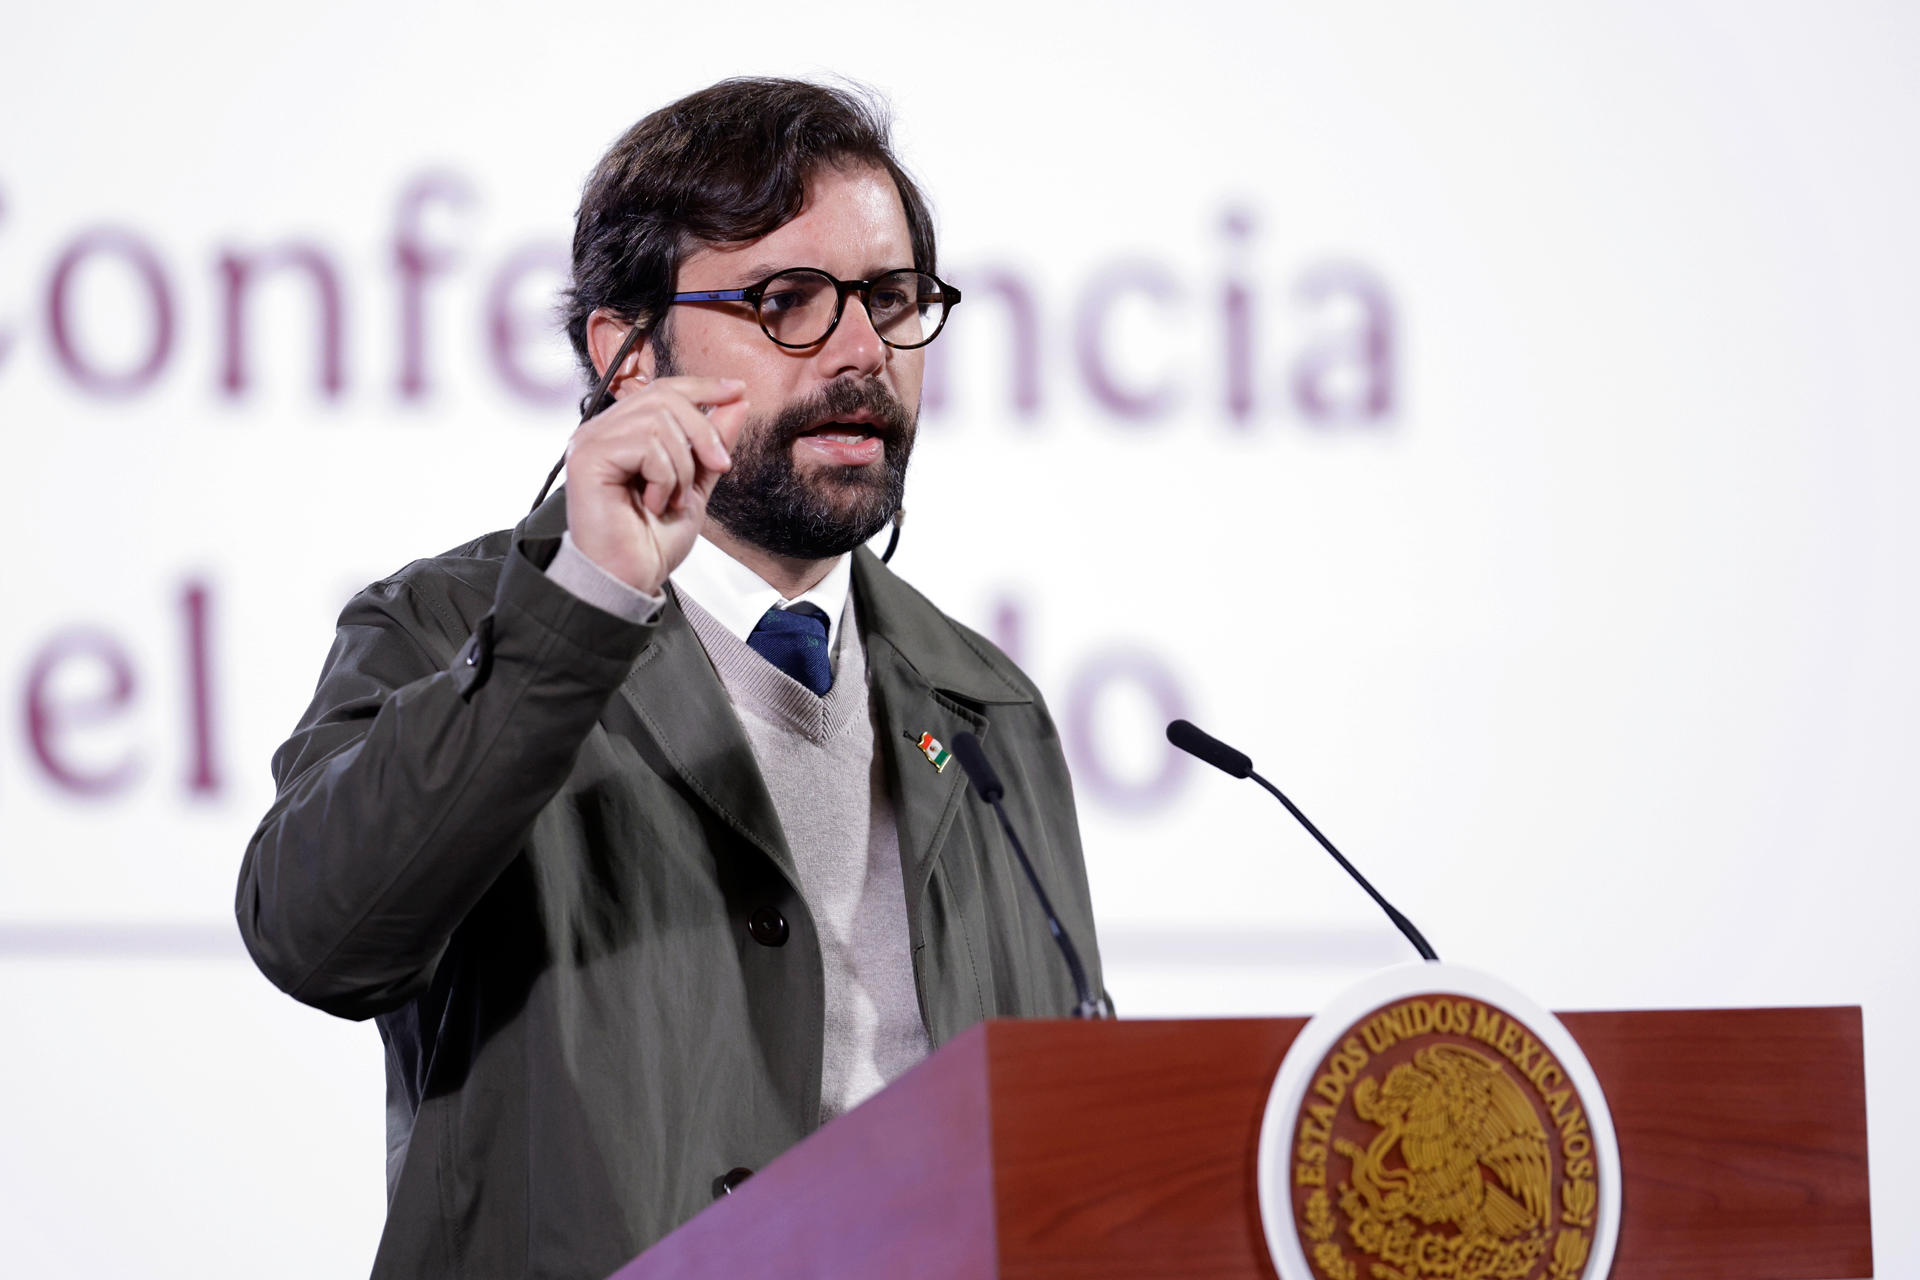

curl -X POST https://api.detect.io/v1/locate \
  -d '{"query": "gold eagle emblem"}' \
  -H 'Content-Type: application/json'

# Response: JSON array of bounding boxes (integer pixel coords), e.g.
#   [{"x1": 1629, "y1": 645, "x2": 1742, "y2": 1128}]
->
[
  {"x1": 1344, "y1": 1044, "x2": 1553, "y2": 1239},
  {"x1": 1332, "y1": 1045, "x2": 1554, "y2": 1279},
  {"x1": 1286, "y1": 995, "x2": 1605, "y2": 1280}
]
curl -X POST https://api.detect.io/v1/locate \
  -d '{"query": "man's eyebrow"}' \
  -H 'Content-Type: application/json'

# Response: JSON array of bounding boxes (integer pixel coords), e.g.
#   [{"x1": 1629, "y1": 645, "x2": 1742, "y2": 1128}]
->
[
  {"x1": 708, "y1": 262, "x2": 913, "y2": 289},
  {"x1": 725, "y1": 262, "x2": 787, "y2": 287}
]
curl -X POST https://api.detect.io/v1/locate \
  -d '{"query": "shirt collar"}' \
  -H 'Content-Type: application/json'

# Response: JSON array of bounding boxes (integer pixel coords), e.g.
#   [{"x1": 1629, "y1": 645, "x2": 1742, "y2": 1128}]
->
[{"x1": 670, "y1": 534, "x2": 853, "y2": 653}]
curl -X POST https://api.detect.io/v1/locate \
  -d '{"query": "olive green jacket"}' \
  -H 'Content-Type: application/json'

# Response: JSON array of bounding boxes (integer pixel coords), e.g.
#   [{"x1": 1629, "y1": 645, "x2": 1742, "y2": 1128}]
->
[{"x1": 235, "y1": 493, "x2": 1102, "y2": 1280}]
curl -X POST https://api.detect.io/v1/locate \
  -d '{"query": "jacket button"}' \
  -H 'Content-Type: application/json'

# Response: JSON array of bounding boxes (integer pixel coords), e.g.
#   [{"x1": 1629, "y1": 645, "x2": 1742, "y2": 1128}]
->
[
  {"x1": 747, "y1": 907, "x2": 788, "y2": 947},
  {"x1": 713, "y1": 1166, "x2": 754, "y2": 1198}
]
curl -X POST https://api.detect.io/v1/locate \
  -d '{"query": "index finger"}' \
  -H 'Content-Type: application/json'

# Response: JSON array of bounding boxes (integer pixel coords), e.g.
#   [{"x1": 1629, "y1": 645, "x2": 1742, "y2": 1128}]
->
[{"x1": 707, "y1": 400, "x2": 749, "y2": 454}]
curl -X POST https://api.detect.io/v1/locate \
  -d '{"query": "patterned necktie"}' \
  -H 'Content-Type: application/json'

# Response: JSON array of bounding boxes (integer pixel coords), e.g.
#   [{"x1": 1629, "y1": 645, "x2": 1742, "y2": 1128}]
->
[{"x1": 745, "y1": 602, "x2": 833, "y2": 695}]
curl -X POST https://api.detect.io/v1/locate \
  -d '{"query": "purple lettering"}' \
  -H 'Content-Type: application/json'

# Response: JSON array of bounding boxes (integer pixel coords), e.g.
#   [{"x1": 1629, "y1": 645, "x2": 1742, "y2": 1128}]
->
[
  {"x1": 393, "y1": 173, "x2": 473, "y2": 400},
  {"x1": 181, "y1": 579, "x2": 220, "y2": 795},
  {"x1": 24, "y1": 630, "x2": 142, "y2": 796},
  {"x1": 1221, "y1": 209, "x2": 1255, "y2": 424},
  {"x1": 1074, "y1": 264, "x2": 1184, "y2": 421},
  {"x1": 1292, "y1": 263, "x2": 1395, "y2": 424},
  {"x1": 217, "y1": 243, "x2": 346, "y2": 398},
  {"x1": 486, "y1": 242, "x2": 575, "y2": 407},
  {"x1": 928, "y1": 268, "x2": 1042, "y2": 421},
  {"x1": 1062, "y1": 648, "x2": 1192, "y2": 811},
  {"x1": 46, "y1": 229, "x2": 175, "y2": 396}
]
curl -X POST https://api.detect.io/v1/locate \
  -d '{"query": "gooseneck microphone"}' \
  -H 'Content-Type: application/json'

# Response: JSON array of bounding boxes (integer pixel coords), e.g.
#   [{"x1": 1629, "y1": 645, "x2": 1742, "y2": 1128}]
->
[
  {"x1": 1166, "y1": 719, "x2": 1439, "y2": 962},
  {"x1": 950, "y1": 732, "x2": 1108, "y2": 1019}
]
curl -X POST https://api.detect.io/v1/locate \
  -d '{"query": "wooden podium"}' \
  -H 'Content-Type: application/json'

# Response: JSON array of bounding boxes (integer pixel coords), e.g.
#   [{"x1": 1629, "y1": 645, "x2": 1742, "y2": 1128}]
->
[{"x1": 611, "y1": 1009, "x2": 1871, "y2": 1279}]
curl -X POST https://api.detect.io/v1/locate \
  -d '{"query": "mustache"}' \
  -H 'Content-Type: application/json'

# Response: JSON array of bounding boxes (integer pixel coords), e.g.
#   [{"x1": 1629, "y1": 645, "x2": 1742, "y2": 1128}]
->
[{"x1": 763, "y1": 377, "x2": 915, "y2": 449}]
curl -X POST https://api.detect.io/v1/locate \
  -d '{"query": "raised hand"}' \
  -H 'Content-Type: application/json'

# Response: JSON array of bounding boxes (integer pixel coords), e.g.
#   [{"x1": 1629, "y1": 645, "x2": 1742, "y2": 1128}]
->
[{"x1": 563, "y1": 376, "x2": 750, "y2": 595}]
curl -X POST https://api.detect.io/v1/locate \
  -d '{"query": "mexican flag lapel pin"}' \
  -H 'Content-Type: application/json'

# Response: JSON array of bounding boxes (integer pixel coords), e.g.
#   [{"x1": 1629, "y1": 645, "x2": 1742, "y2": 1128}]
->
[{"x1": 912, "y1": 731, "x2": 953, "y2": 773}]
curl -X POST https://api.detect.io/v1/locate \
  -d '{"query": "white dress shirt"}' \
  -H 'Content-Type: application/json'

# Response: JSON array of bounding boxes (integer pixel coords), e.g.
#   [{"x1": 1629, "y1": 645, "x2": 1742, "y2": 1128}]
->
[
  {"x1": 546, "y1": 531, "x2": 851, "y2": 669},
  {"x1": 669, "y1": 534, "x2": 851, "y2": 659}
]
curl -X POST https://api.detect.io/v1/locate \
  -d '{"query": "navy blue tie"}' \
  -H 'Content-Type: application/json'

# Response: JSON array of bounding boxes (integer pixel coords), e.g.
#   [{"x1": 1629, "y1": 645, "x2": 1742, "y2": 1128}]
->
[{"x1": 746, "y1": 602, "x2": 833, "y2": 695}]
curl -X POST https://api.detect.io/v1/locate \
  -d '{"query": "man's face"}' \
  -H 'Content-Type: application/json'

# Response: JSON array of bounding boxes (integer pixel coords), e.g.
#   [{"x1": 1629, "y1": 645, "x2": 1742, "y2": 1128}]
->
[{"x1": 651, "y1": 163, "x2": 923, "y2": 560}]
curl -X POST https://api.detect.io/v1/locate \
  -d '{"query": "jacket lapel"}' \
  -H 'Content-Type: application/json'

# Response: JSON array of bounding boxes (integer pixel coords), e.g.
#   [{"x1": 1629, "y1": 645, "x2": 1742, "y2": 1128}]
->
[
  {"x1": 516, "y1": 491, "x2": 794, "y2": 881},
  {"x1": 852, "y1": 549, "x2": 1035, "y2": 916},
  {"x1": 867, "y1": 643, "x2": 981, "y2": 916},
  {"x1": 610, "y1": 603, "x2": 795, "y2": 880}
]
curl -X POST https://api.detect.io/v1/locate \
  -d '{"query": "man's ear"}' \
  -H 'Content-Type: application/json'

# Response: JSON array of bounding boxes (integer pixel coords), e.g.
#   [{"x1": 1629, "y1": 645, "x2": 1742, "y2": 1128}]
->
[{"x1": 585, "y1": 307, "x2": 657, "y2": 397}]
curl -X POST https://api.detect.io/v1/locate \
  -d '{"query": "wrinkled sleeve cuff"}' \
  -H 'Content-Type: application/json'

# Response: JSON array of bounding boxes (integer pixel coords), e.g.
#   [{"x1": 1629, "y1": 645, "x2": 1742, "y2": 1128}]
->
[{"x1": 544, "y1": 531, "x2": 667, "y2": 626}]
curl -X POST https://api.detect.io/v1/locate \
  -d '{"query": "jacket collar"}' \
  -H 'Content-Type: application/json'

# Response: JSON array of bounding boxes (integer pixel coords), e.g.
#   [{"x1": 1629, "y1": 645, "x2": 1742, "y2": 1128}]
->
[{"x1": 848, "y1": 547, "x2": 1031, "y2": 708}]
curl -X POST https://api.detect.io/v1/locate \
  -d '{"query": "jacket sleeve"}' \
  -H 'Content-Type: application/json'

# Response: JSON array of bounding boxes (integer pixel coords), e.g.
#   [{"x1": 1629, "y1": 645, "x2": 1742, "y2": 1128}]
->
[{"x1": 235, "y1": 538, "x2": 655, "y2": 1021}]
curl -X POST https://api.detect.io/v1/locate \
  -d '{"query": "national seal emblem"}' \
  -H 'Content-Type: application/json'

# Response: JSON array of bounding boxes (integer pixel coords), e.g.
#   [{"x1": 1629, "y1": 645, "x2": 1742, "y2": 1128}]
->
[{"x1": 1258, "y1": 964, "x2": 1621, "y2": 1280}]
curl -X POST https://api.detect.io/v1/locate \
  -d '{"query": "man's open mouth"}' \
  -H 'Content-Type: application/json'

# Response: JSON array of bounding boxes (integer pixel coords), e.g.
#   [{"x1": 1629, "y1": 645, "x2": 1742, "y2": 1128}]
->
[
  {"x1": 790, "y1": 421, "x2": 888, "y2": 470},
  {"x1": 797, "y1": 422, "x2": 881, "y2": 444}
]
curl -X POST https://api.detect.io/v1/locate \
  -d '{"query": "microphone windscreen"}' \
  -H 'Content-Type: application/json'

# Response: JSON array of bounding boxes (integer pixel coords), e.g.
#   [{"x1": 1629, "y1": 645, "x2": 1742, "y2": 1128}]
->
[
  {"x1": 1166, "y1": 719, "x2": 1254, "y2": 779},
  {"x1": 950, "y1": 732, "x2": 1006, "y2": 804}
]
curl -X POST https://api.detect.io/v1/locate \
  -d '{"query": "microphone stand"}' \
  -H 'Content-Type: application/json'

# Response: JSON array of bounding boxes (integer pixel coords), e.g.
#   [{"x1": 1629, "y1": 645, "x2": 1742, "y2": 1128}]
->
[{"x1": 952, "y1": 732, "x2": 1109, "y2": 1019}]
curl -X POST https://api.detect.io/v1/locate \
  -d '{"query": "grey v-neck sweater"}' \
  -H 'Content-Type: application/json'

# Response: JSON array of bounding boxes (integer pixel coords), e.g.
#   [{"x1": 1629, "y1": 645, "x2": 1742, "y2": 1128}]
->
[{"x1": 678, "y1": 590, "x2": 933, "y2": 1121}]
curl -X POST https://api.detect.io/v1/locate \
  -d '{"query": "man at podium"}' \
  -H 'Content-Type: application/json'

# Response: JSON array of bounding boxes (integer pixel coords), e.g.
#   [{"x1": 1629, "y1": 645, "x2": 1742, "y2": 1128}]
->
[{"x1": 234, "y1": 77, "x2": 1104, "y2": 1279}]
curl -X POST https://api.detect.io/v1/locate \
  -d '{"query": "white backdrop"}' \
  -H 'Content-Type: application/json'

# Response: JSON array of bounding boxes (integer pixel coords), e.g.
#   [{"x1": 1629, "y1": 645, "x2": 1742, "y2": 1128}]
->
[{"x1": 2, "y1": 3, "x2": 1913, "y2": 1275}]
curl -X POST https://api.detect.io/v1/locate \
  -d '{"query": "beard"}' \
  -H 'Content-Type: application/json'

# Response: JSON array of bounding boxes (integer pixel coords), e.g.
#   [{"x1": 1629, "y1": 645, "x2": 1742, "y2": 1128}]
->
[
  {"x1": 663, "y1": 349, "x2": 915, "y2": 560},
  {"x1": 707, "y1": 377, "x2": 915, "y2": 559}
]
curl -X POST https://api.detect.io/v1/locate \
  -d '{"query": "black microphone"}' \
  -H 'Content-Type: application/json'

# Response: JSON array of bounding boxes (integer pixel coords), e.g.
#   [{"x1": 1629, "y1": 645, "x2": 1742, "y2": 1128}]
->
[
  {"x1": 950, "y1": 732, "x2": 1107, "y2": 1018},
  {"x1": 1166, "y1": 719, "x2": 1251, "y2": 778},
  {"x1": 1166, "y1": 719, "x2": 1439, "y2": 962}
]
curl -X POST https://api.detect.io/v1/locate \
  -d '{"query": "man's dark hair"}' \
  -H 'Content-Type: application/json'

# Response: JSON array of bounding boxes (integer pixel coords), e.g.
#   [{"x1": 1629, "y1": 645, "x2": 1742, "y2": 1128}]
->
[{"x1": 564, "y1": 77, "x2": 938, "y2": 386}]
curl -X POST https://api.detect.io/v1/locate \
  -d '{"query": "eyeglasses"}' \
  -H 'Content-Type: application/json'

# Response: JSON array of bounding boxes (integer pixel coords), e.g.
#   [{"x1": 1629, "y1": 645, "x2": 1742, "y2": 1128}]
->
[{"x1": 670, "y1": 268, "x2": 961, "y2": 350}]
